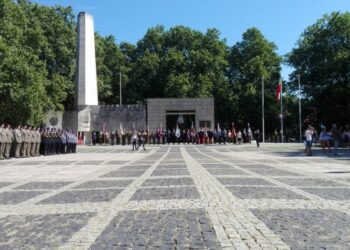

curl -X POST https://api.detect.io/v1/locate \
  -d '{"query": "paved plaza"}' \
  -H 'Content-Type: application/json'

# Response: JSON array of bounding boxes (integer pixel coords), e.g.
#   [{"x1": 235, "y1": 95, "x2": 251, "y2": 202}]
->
[{"x1": 0, "y1": 144, "x2": 349, "y2": 249}]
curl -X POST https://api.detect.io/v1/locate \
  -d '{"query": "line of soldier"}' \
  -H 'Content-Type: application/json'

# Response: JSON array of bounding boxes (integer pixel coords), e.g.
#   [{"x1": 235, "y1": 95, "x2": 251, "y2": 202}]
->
[
  {"x1": 0, "y1": 124, "x2": 78, "y2": 160},
  {"x1": 91, "y1": 125, "x2": 256, "y2": 146}
]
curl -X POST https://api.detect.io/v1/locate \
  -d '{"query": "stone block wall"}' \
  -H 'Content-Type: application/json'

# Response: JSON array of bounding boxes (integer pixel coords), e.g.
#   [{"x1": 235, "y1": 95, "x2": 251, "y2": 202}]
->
[{"x1": 147, "y1": 98, "x2": 214, "y2": 131}]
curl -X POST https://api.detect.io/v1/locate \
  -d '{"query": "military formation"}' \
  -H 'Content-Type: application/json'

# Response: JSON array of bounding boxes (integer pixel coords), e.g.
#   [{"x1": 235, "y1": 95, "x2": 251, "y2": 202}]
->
[
  {"x1": 0, "y1": 123, "x2": 78, "y2": 160},
  {"x1": 91, "y1": 123, "x2": 257, "y2": 146}
]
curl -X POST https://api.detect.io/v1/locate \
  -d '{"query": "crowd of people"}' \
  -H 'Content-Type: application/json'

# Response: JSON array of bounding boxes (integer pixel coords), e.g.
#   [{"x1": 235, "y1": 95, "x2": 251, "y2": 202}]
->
[
  {"x1": 0, "y1": 123, "x2": 78, "y2": 160},
  {"x1": 91, "y1": 124, "x2": 261, "y2": 147},
  {"x1": 304, "y1": 124, "x2": 349, "y2": 156}
]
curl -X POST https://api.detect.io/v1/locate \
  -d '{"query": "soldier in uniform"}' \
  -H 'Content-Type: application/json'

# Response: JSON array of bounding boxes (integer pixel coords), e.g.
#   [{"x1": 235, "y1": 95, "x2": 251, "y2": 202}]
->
[
  {"x1": 35, "y1": 127, "x2": 41, "y2": 156},
  {"x1": 0, "y1": 123, "x2": 4, "y2": 160},
  {"x1": 56, "y1": 129, "x2": 62, "y2": 154},
  {"x1": 4, "y1": 124, "x2": 13, "y2": 159},
  {"x1": 42, "y1": 128, "x2": 49, "y2": 156},
  {"x1": 60, "y1": 130, "x2": 67, "y2": 154},
  {"x1": 66, "y1": 130, "x2": 71, "y2": 153},
  {"x1": 110, "y1": 130, "x2": 115, "y2": 146},
  {"x1": 20, "y1": 125, "x2": 27, "y2": 157},
  {"x1": 30, "y1": 127, "x2": 36, "y2": 157},
  {"x1": 115, "y1": 130, "x2": 120, "y2": 145},
  {"x1": 13, "y1": 125, "x2": 23, "y2": 158},
  {"x1": 121, "y1": 131, "x2": 126, "y2": 145},
  {"x1": 26, "y1": 126, "x2": 32, "y2": 157}
]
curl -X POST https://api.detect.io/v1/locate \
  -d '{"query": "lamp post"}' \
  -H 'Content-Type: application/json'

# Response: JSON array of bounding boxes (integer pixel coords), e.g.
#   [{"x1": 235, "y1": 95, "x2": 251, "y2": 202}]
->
[
  {"x1": 298, "y1": 74, "x2": 302, "y2": 142},
  {"x1": 262, "y1": 76, "x2": 265, "y2": 143}
]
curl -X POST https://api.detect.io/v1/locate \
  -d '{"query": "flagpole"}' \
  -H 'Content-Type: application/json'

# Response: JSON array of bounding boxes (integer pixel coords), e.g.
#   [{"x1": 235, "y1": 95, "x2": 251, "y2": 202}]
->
[
  {"x1": 262, "y1": 76, "x2": 265, "y2": 143},
  {"x1": 298, "y1": 74, "x2": 302, "y2": 142},
  {"x1": 119, "y1": 72, "x2": 122, "y2": 106},
  {"x1": 280, "y1": 80, "x2": 284, "y2": 143}
]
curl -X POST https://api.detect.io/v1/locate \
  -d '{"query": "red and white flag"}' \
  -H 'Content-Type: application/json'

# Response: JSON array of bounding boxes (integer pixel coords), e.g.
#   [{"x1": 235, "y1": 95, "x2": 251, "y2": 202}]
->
[{"x1": 275, "y1": 80, "x2": 282, "y2": 102}]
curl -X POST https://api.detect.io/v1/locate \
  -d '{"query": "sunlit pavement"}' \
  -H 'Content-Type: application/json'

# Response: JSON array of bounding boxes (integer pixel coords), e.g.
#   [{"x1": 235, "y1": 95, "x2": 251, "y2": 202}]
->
[{"x1": 0, "y1": 143, "x2": 349, "y2": 249}]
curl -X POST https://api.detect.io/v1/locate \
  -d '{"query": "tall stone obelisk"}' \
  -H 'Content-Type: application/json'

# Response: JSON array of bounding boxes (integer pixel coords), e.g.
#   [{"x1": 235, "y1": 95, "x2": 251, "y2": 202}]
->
[{"x1": 76, "y1": 12, "x2": 98, "y2": 107}]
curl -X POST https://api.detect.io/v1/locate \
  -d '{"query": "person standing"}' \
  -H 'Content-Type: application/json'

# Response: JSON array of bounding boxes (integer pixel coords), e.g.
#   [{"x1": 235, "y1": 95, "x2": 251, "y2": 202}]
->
[
  {"x1": 0, "y1": 123, "x2": 5, "y2": 160},
  {"x1": 110, "y1": 130, "x2": 115, "y2": 146},
  {"x1": 92, "y1": 131, "x2": 97, "y2": 146},
  {"x1": 304, "y1": 125, "x2": 314, "y2": 156},
  {"x1": 60, "y1": 130, "x2": 67, "y2": 154},
  {"x1": 4, "y1": 124, "x2": 13, "y2": 159},
  {"x1": 237, "y1": 130, "x2": 242, "y2": 144},
  {"x1": 25, "y1": 126, "x2": 32, "y2": 157},
  {"x1": 30, "y1": 127, "x2": 36, "y2": 157},
  {"x1": 254, "y1": 129, "x2": 260, "y2": 147},
  {"x1": 13, "y1": 125, "x2": 22, "y2": 158},
  {"x1": 331, "y1": 124, "x2": 341, "y2": 156},
  {"x1": 35, "y1": 127, "x2": 41, "y2": 156},
  {"x1": 319, "y1": 127, "x2": 331, "y2": 153},
  {"x1": 247, "y1": 124, "x2": 252, "y2": 144},
  {"x1": 131, "y1": 131, "x2": 138, "y2": 150},
  {"x1": 137, "y1": 130, "x2": 146, "y2": 151},
  {"x1": 41, "y1": 128, "x2": 49, "y2": 156}
]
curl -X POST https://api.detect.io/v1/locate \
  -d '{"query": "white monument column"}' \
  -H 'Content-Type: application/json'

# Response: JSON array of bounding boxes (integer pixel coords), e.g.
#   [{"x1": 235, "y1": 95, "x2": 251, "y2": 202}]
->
[{"x1": 76, "y1": 12, "x2": 98, "y2": 107}]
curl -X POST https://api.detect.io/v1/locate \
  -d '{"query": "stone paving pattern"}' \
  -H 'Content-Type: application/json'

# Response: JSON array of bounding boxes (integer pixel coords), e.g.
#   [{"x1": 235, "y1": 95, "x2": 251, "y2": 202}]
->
[{"x1": 0, "y1": 144, "x2": 349, "y2": 249}]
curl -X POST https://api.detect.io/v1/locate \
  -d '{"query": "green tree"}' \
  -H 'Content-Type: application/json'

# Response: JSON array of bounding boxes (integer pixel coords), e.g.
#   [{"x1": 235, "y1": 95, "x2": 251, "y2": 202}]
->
[
  {"x1": 95, "y1": 34, "x2": 129, "y2": 104},
  {"x1": 125, "y1": 25, "x2": 230, "y2": 124},
  {"x1": 228, "y1": 28, "x2": 282, "y2": 135},
  {"x1": 287, "y1": 12, "x2": 350, "y2": 128},
  {"x1": 0, "y1": 0, "x2": 76, "y2": 125}
]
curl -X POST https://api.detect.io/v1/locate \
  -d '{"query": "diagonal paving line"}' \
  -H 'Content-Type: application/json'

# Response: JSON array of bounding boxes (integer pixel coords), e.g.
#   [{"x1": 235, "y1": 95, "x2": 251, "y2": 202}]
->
[
  {"x1": 181, "y1": 147, "x2": 290, "y2": 250},
  {"x1": 58, "y1": 147, "x2": 172, "y2": 249}
]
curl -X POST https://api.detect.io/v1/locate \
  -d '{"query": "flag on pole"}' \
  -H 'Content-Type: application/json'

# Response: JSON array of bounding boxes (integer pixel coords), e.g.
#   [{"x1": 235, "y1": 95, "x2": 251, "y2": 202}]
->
[
  {"x1": 120, "y1": 123, "x2": 124, "y2": 135},
  {"x1": 276, "y1": 80, "x2": 282, "y2": 102},
  {"x1": 175, "y1": 124, "x2": 180, "y2": 138}
]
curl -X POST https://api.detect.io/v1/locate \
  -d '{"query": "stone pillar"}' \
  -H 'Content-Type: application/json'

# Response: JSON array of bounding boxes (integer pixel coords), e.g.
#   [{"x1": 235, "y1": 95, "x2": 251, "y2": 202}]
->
[{"x1": 76, "y1": 12, "x2": 98, "y2": 107}]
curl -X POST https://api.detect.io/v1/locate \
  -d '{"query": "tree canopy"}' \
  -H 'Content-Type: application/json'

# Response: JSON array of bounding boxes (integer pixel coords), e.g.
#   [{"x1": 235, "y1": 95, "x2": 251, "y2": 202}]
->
[{"x1": 287, "y1": 12, "x2": 350, "y2": 128}]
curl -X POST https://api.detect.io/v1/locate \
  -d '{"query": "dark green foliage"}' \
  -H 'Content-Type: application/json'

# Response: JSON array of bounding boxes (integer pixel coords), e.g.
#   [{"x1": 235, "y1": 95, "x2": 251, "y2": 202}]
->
[
  {"x1": 287, "y1": 12, "x2": 350, "y2": 129},
  {"x1": 228, "y1": 28, "x2": 282, "y2": 133},
  {"x1": 0, "y1": 0, "x2": 76, "y2": 125}
]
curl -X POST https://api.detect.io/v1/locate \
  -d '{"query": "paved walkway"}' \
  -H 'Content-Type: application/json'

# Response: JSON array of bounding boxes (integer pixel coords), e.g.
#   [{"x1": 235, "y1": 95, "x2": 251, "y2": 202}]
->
[{"x1": 0, "y1": 144, "x2": 349, "y2": 249}]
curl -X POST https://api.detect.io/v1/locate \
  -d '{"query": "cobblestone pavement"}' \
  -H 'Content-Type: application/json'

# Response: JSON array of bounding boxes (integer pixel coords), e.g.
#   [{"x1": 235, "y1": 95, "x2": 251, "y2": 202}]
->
[{"x1": 0, "y1": 144, "x2": 350, "y2": 249}]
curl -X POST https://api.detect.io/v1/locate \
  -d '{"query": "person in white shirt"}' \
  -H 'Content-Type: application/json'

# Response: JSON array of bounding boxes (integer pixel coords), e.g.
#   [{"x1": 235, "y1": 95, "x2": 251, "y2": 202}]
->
[
  {"x1": 304, "y1": 125, "x2": 314, "y2": 156},
  {"x1": 131, "y1": 132, "x2": 138, "y2": 151}
]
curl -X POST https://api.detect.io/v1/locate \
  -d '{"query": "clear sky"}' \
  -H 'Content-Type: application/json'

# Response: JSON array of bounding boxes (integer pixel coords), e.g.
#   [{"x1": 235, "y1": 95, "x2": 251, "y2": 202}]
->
[{"x1": 33, "y1": 0, "x2": 349, "y2": 79}]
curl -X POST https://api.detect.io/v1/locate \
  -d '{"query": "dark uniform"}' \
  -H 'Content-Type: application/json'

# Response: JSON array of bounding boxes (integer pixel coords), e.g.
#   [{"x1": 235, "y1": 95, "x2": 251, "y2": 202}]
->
[{"x1": 254, "y1": 130, "x2": 260, "y2": 147}]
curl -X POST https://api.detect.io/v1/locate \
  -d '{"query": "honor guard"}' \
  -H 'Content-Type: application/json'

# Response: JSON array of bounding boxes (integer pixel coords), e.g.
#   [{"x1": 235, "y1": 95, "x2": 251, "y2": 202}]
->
[
  {"x1": 26, "y1": 126, "x2": 32, "y2": 157},
  {"x1": 0, "y1": 123, "x2": 4, "y2": 160},
  {"x1": 4, "y1": 124, "x2": 13, "y2": 159},
  {"x1": 13, "y1": 125, "x2": 23, "y2": 158},
  {"x1": 20, "y1": 125, "x2": 27, "y2": 157}
]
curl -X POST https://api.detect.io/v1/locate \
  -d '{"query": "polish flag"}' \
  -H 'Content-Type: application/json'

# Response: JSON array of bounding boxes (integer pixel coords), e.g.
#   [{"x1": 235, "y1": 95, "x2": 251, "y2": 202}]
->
[{"x1": 275, "y1": 80, "x2": 282, "y2": 102}]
